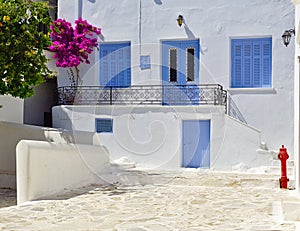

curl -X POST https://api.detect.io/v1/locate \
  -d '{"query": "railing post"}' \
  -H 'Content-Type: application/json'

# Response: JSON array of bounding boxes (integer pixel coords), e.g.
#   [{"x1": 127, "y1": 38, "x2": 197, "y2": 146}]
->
[
  {"x1": 214, "y1": 88, "x2": 217, "y2": 105},
  {"x1": 110, "y1": 87, "x2": 113, "y2": 105},
  {"x1": 224, "y1": 90, "x2": 228, "y2": 114}
]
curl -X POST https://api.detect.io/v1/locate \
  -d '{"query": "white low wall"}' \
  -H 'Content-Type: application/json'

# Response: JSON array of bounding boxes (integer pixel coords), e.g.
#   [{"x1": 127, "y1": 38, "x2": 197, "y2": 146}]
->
[
  {"x1": 16, "y1": 140, "x2": 109, "y2": 204},
  {"x1": 0, "y1": 121, "x2": 95, "y2": 189}
]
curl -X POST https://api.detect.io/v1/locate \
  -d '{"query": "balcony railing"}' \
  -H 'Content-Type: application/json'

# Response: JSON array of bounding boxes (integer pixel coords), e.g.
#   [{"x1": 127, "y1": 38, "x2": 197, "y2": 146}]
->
[
  {"x1": 227, "y1": 94, "x2": 247, "y2": 124},
  {"x1": 57, "y1": 84, "x2": 227, "y2": 108}
]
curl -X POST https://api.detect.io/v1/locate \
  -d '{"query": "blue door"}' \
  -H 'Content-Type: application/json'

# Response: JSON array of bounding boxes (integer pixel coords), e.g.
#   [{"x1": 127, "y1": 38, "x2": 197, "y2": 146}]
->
[
  {"x1": 162, "y1": 40, "x2": 200, "y2": 105},
  {"x1": 182, "y1": 120, "x2": 210, "y2": 168}
]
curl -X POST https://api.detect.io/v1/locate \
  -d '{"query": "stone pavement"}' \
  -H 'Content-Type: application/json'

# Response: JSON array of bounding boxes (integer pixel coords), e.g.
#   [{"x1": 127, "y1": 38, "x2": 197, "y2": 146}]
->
[{"x1": 0, "y1": 170, "x2": 298, "y2": 230}]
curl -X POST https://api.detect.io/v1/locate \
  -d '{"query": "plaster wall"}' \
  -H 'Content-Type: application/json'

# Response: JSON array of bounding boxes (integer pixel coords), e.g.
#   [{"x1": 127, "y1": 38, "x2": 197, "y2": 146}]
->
[
  {"x1": 0, "y1": 121, "x2": 95, "y2": 189},
  {"x1": 57, "y1": 0, "x2": 295, "y2": 155},
  {"x1": 53, "y1": 105, "x2": 270, "y2": 171},
  {"x1": 16, "y1": 140, "x2": 109, "y2": 204}
]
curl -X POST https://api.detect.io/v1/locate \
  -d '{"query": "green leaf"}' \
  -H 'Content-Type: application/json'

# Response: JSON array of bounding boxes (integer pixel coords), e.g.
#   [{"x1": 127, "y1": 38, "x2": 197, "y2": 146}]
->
[{"x1": 0, "y1": 0, "x2": 54, "y2": 98}]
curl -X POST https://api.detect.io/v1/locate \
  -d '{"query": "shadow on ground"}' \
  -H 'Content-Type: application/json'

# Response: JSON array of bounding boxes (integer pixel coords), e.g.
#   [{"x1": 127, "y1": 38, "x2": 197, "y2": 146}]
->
[{"x1": 0, "y1": 188, "x2": 16, "y2": 208}]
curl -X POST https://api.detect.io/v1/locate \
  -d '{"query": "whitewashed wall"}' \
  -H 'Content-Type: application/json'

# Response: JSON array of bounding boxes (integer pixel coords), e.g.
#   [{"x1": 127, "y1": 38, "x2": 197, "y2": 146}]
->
[
  {"x1": 53, "y1": 105, "x2": 272, "y2": 171},
  {"x1": 57, "y1": 0, "x2": 294, "y2": 156},
  {"x1": 16, "y1": 140, "x2": 109, "y2": 204}
]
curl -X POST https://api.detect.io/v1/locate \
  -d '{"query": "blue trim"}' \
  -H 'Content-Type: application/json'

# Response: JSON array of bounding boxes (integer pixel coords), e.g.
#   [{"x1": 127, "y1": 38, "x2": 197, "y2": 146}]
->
[
  {"x1": 95, "y1": 118, "x2": 113, "y2": 133},
  {"x1": 99, "y1": 42, "x2": 131, "y2": 88},
  {"x1": 231, "y1": 37, "x2": 272, "y2": 88}
]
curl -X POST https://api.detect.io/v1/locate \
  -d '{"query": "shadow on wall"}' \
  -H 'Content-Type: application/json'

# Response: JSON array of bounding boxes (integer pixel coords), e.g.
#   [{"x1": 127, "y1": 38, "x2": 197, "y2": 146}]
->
[
  {"x1": 99, "y1": 33, "x2": 105, "y2": 41},
  {"x1": 154, "y1": 0, "x2": 162, "y2": 5},
  {"x1": 184, "y1": 24, "x2": 196, "y2": 39}
]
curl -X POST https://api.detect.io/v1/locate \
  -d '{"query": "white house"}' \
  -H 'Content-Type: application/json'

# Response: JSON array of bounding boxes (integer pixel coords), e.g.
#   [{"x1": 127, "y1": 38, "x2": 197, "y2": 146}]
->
[
  {"x1": 292, "y1": 0, "x2": 300, "y2": 193},
  {"x1": 53, "y1": 0, "x2": 295, "y2": 171}
]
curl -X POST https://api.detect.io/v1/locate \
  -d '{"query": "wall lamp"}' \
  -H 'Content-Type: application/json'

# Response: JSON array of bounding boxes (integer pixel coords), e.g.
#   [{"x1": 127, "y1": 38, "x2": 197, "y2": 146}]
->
[
  {"x1": 177, "y1": 15, "x2": 183, "y2": 27},
  {"x1": 282, "y1": 28, "x2": 295, "y2": 47}
]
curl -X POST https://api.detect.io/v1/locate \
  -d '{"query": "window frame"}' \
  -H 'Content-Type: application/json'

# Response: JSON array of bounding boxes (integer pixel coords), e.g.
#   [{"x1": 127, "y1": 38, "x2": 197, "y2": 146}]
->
[
  {"x1": 95, "y1": 118, "x2": 113, "y2": 133},
  {"x1": 230, "y1": 37, "x2": 272, "y2": 89}
]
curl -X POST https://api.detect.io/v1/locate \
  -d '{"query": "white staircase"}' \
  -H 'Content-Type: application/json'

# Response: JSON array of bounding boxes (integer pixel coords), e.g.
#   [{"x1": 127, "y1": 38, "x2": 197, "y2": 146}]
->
[
  {"x1": 256, "y1": 148, "x2": 295, "y2": 182},
  {"x1": 266, "y1": 159, "x2": 295, "y2": 179}
]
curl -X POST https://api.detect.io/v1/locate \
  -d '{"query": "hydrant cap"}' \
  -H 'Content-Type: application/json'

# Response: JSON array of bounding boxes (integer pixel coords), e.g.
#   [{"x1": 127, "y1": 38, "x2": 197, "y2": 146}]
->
[{"x1": 280, "y1": 145, "x2": 287, "y2": 152}]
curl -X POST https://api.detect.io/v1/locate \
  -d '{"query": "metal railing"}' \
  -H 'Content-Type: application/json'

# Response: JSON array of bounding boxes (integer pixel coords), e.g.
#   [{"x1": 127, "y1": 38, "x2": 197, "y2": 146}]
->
[
  {"x1": 227, "y1": 94, "x2": 247, "y2": 124},
  {"x1": 57, "y1": 84, "x2": 227, "y2": 108}
]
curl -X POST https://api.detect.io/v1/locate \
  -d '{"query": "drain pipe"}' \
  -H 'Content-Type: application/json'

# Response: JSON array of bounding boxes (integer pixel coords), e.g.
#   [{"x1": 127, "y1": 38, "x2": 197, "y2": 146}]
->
[{"x1": 75, "y1": 0, "x2": 83, "y2": 19}]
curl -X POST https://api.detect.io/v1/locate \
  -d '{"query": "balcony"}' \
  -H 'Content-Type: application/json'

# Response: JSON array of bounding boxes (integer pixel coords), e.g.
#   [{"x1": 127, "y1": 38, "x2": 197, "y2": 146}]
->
[{"x1": 57, "y1": 84, "x2": 227, "y2": 109}]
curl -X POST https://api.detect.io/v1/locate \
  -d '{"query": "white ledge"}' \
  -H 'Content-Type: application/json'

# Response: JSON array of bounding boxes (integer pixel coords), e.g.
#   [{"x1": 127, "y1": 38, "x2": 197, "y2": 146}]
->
[{"x1": 227, "y1": 88, "x2": 277, "y2": 94}]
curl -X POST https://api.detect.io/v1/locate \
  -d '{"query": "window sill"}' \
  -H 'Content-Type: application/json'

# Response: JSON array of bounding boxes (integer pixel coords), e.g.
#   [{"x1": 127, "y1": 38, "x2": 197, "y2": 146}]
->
[{"x1": 227, "y1": 88, "x2": 277, "y2": 94}]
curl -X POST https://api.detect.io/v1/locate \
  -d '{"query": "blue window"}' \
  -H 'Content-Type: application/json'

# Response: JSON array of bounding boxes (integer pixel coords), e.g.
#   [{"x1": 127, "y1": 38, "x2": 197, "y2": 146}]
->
[
  {"x1": 231, "y1": 37, "x2": 272, "y2": 88},
  {"x1": 99, "y1": 42, "x2": 131, "y2": 87},
  {"x1": 96, "y1": 119, "x2": 113, "y2": 133}
]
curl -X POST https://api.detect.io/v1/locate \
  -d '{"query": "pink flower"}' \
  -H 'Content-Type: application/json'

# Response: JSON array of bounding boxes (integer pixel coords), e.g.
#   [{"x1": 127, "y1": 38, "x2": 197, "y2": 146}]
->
[{"x1": 49, "y1": 17, "x2": 101, "y2": 68}]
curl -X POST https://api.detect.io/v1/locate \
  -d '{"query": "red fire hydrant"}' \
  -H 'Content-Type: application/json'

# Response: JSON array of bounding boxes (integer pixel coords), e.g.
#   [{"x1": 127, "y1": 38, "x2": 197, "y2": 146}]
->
[{"x1": 278, "y1": 145, "x2": 289, "y2": 189}]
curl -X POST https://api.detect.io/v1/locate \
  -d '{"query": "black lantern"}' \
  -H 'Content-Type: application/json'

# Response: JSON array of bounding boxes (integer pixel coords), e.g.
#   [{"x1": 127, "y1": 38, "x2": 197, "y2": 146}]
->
[
  {"x1": 177, "y1": 15, "x2": 183, "y2": 27},
  {"x1": 282, "y1": 29, "x2": 295, "y2": 47}
]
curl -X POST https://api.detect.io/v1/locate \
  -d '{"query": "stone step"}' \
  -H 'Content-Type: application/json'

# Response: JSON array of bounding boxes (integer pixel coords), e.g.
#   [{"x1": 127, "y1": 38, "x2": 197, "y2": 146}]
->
[
  {"x1": 265, "y1": 166, "x2": 295, "y2": 177},
  {"x1": 256, "y1": 149, "x2": 294, "y2": 163},
  {"x1": 270, "y1": 159, "x2": 294, "y2": 167}
]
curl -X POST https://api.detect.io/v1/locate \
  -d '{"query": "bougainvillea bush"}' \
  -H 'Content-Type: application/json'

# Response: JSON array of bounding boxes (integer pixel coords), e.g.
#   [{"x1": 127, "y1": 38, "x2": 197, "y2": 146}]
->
[
  {"x1": 49, "y1": 18, "x2": 101, "y2": 86},
  {"x1": 0, "y1": 0, "x2": 53, "y2": 98}
]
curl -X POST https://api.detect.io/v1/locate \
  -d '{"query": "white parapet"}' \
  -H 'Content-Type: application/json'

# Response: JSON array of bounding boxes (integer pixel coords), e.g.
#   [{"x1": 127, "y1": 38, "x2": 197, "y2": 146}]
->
[
  {"x1": 16, "y1": 140, "x2": 110, "y2": 205},
  {"x1": 0, "y1": 121, "x2": 97, "y2": 189}
]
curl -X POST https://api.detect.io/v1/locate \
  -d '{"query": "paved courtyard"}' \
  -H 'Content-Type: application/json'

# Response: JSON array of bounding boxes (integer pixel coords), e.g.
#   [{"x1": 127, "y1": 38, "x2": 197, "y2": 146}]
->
[{"x1": 0, "y1": 170, "x2": 298, "y2": 230}]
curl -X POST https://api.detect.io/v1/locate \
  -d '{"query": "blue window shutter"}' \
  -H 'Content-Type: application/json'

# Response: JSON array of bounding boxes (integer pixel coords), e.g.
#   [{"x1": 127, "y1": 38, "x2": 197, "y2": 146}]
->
[
  {"x1": 117, "y1": 45, "x2": 131, "y2": 87},
  {"x1": 124, "y1": 44, "x2": 131, "y2": 87},
  {"x1": 243, "y1": 42, "x2": 252, "y2": 87},
  {"x1": 96, "y1": 119, "x2": 113, "y2": 133},
  {"x1": 118, "y1": 48, "x2": 125, "y2": 86},
  {"x1": 231, "y1": 41, "x2": 243, "y2": 87},
  {"x1": 100, "y1": 46, "x2": 111, "y2": 86},
  {"x1": 110, "y1": 46, "x2": 118, "y2": 87},
  {"x1": 262, "y1": 39, "x2": 272, "y2": 87},
  {"x1": 99, "y1": 42, "x2": 131, "y2": 87},
  {"x1": 252, "y1": 41, "x2": 262, "y2": 87},
  {"x1": 231, "y1": 38, "x2": 271, "y2": 88}
]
